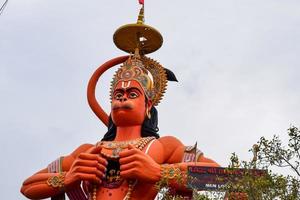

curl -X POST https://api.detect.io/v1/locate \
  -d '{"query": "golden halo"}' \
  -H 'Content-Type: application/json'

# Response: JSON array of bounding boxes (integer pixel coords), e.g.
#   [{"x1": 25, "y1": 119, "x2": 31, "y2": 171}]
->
[{"x1": 113, "y1": 23, "x2": 163, "y2": 55}]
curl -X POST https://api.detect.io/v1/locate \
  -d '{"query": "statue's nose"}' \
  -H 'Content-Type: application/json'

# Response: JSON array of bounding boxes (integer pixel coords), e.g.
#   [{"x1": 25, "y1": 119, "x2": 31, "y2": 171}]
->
[{"x1": 120, "y1": 97, "x2": 127, "y2": 102}]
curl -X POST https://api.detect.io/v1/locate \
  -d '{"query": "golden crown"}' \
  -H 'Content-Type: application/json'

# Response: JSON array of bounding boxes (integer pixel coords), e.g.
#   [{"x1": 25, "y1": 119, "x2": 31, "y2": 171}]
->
[{"x1": 110, "y1": 53, "x2": 167, "y2": 106}]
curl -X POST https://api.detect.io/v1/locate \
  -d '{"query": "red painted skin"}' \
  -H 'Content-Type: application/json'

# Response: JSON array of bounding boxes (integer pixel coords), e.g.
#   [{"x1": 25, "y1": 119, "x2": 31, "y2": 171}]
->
[
  {"x1": 21, "y1": 80, "x2": 220, "y2": 200},
  {"x1": 21, "y1": 55, "x2": 247, "y2": 199}
]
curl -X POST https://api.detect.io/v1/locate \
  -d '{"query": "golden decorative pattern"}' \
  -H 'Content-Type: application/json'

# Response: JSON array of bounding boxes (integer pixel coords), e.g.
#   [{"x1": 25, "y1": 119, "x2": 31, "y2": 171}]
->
[
  {"x1": 110, "y1": 56, "x2": 167, "y2": 106},
  {"x1": 46, "y1": 172, "x2": 66, "y2": 189},
  {"x1": 98, "y1": 136, "x2": 155, "y2": 159},
  {"x1": 161, "y1": 164, "x2": 182, "y2": 180}
]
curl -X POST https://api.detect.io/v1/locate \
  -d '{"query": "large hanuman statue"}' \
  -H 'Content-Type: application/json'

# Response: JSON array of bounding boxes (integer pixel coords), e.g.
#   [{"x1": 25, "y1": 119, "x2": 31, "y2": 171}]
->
[{"x1": 21, "y1": 3, "x2": 219, "y2": 200}]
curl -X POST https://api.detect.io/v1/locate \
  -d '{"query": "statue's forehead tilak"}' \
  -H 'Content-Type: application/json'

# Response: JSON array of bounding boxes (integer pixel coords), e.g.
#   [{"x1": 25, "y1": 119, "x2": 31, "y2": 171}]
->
[{"x1": 113, "y1": 80, "x2": 145, "y2": 96}]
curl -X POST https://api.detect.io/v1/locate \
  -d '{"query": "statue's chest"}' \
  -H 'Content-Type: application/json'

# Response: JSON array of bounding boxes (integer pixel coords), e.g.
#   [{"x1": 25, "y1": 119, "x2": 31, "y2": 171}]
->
[
  {"x1": 102, "y1": 159, "x2": 123, "y2": 188},
  {"x1": 96, "y1": 137, "x2": 158, "y2": 188},
  {"x1": 96, "y1": 181, "x2": 130, "y2": 199}
]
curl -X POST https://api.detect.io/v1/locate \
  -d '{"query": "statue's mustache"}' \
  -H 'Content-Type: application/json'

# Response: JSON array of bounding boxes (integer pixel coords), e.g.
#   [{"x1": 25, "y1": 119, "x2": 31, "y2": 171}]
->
[{"x1": 112, "y1": 103, "x2": 134, "y2": 110}]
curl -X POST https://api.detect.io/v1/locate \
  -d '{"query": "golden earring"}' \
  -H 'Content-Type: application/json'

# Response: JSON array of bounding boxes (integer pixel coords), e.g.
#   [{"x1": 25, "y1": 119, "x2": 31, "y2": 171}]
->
[{"x1": 146, "y1": 107, "x2": 151, "y2": 119}]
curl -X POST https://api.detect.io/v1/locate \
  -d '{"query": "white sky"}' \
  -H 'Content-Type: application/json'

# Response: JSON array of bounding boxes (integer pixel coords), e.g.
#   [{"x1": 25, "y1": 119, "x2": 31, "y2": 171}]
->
[{"x1": 1, "y1": 0, "x2": 300, "y2": 199}]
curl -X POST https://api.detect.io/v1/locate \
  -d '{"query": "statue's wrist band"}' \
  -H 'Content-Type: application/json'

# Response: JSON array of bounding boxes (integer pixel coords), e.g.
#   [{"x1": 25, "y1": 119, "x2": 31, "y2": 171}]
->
[
  {"x1": 47, "y1": 172, "x2": 66, "y2": 190},
  {"x1": 160, "y1": 164, "x2": 182, "y2": 180}
]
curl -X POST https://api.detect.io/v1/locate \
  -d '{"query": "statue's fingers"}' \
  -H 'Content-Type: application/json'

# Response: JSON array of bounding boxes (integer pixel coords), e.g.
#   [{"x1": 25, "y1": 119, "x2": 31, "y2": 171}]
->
[
  {"x1": 119, "y1": 154, "x2": 139, "y2": 165},
  {"x1": 120, "y1": 168, "x2": 137, "y2": 179},
  {"x1": 75, "y1": 172, "x2": 102, "y2": 184},
  {"x1": 75, "y1": 160, "x2": 106, "y2": 172},
  {"x1": 120, "y1": 161, "x2": 140, "y2": 171},
  {"x1": 79, "y1": 153, "x2": 108, "y2": 166},
  {"x1": 119, "y1": 147, "x2": 139, "y2": 158},
  {"x1": 74, "y1": 166, "x2": 105, "y2": 179}
]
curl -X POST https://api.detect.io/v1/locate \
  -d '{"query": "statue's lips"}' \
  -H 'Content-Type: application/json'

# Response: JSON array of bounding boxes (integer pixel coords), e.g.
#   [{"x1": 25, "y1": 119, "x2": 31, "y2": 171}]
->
[{"x1": 112, "y1": 104, "x2": 133, "y2": 111}]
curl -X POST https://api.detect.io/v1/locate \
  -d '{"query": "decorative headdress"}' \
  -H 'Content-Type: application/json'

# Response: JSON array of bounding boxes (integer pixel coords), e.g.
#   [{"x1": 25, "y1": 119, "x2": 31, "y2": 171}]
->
[
  {"x1": 87, "y1": 3, "x2": 177, "y2": 126},
  {"x1": 110, "y1": 51, "x2": 167, "y2": 106}
]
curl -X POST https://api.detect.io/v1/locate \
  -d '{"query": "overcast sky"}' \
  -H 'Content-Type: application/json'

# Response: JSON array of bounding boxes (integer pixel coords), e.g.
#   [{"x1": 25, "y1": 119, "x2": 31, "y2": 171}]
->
[{"x1": 1, "y1": 0, "x2": 300, "y2": 199}]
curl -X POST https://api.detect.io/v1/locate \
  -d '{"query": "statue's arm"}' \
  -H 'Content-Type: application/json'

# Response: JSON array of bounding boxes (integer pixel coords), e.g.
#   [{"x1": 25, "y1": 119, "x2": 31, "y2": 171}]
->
[
  {"x1": 161, "y1": 138, "x2": 248, "y2": 199},
  {"x1": 159, "y1": 136, "x2": 219, "y2": 165},
  {"x1": 157, "y1": 136, "x2": 219, "y2": 190},
  {"x1": 20, "y1": 143, "x2": 94, "y2": 199},
  {"x1": 119, "y1": 136, "x2": 219, "y2": 187}
]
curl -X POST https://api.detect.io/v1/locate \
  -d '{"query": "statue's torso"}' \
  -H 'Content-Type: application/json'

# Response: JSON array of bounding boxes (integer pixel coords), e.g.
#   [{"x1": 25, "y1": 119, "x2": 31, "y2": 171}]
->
[
  {"x1": 95, "y1": 180, "x2": 157, "y2": 200},
  {"x1": 94, "y1": 139, "x2": 164, "y2": 200}
]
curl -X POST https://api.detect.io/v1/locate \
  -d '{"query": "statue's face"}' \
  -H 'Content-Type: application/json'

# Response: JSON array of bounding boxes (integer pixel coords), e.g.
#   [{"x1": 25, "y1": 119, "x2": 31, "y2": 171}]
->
[{"x1": 111, "y1": 80, "x2": 151, "y2": 126}]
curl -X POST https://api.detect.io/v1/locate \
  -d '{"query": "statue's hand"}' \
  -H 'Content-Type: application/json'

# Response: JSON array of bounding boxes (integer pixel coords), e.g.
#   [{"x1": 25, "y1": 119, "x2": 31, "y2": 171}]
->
[
  {"x1": 119, "y1": 144, "x2": 161, "y2": 183},
  {"x1": 64, "y1": 145, "x2": 107, "y2": 188}
]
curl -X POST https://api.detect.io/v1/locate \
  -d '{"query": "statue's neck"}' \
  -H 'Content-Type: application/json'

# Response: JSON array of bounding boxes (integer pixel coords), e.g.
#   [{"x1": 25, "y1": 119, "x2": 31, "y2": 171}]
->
[{"x1": 114, "y1": 125, "x2": 142, "y2": 141}]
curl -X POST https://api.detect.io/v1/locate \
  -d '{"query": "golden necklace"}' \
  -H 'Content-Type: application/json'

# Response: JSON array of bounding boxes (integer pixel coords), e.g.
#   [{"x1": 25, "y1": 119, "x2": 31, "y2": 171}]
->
[
  {"x1": 99, "y1": 137, "x2": 155, "y2": 159},
  {"x1": 91, "y1": 137, "x2": 155, "y2": 200}
]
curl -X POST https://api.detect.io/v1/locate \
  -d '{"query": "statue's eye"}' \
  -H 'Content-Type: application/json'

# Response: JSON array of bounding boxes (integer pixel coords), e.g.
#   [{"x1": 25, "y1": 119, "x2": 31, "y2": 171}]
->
[
  {"x1": 128, "y1": 91, "x2": 139, "y2": 99},
  {"x1": 114, "y1": 92, "x2": 123, "y2": 100}
]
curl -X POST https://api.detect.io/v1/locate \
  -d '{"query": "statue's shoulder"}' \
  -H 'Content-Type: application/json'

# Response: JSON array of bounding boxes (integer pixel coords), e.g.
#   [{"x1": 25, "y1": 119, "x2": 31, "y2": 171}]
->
[
  {"x1": 156, "y1": 136, "x2": 185, "y2": 163},
  {"x1": 157, "y1": 136, "x2": 185, "y2": 152},
  {"x1": 157, "y1": 136, "x2": 205, "y2": 163},
  {"x1": 157, "y1": 135, "x2": 184, "y2": 147}
]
